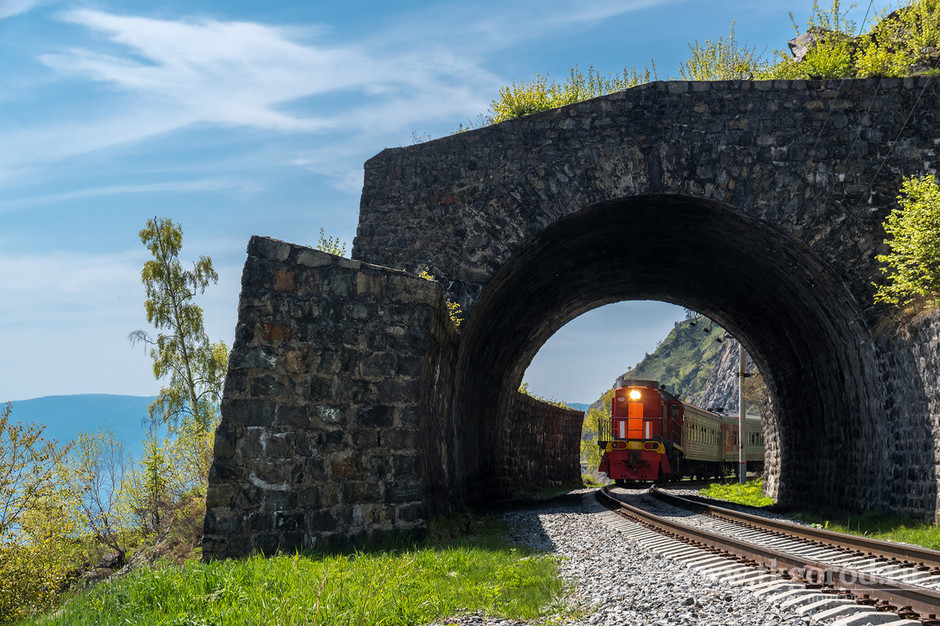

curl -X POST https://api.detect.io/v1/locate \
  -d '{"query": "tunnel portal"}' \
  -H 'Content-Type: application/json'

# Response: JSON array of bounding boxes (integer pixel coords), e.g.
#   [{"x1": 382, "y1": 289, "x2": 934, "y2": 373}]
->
[{"x1": 203, "y1": 78, "x2": 940, "y2": 558}]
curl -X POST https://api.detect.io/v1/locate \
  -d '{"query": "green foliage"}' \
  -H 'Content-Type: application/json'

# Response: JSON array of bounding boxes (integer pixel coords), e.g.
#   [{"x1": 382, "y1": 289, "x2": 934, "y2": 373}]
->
[
  {"x1": 0, "y1": 403, "x2": 78, "y2": 624},
  {"x1": 130, "y1": 217, "x2": 228, "y2": 430},
  {"x1": 624, "y1": 317, "x2": 727, "y2": 404},
  {"x1": 786, "y1": 508, "x2": 940, "y2": 549},
  {"x1": 517, "y1": 383, "x2": 570, "y2": 409},
  {"x1": 699, "y1": 478, "x2": 775, "y2": 507},
  {"x1": 801, "y1": 35, "x2": 854, "y2": 77},
  {"x1": 26, "y1": 522, "x2": 564, "y2": 626},
  {"x1": 803, "y1": 0, "x2": 856, "y2": 34},
  {"x1": 315, "y1": 227, "x2": 347, "y2": 257},
  {"x1": 0, "y1": 404, "x2": 70, "y2": 541},
  {"x1": 63, "y1": 427, "x2": 134, "y2": 563},
  {"x1": 874, "y1": 174, "x2": 940, "y2": 309},
  {"x1": 580, "y1": 389, "x2": 614, "y2": 472},
  {"x1": 488, "y1": 65, "x2": 653, "y2": 123},
  {"x1": 483, "y1": 1, "x2": 940, "y2": 125},
  {"x1": 765, "y1": 0, "x2": 940, "y2": 79},
  {"x1": 679, "y1": 22, "x2": 768, "y2": 80}
]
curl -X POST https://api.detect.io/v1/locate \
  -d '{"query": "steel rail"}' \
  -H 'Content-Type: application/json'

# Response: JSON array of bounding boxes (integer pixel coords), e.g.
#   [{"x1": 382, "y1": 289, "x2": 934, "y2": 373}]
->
[
  {"x1": 597, "y1": 486, "x2": 940, "y2": 620},
  {"x1": 650, "y1": 485, "x2": 940, "y2": 571}
]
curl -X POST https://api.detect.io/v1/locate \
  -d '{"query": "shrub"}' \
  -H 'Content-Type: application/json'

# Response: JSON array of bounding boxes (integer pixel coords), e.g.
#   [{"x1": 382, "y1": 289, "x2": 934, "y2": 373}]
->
[
  {"x1": 488, "y1": 65, "x2": 653, "y2": 123},
  {"x1": 874, "y1": 174, "x2": 940, "y2": 309},
  {"x1": 679, "y1": 22, "x2": 768, "y2": 80}
]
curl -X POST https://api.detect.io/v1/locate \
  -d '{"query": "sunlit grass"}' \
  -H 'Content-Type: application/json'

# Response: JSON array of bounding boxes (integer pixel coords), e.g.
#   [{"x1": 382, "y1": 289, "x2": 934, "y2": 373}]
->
[
  {"x1": 21, "y1": 518, "x2": 565, "y2": 626},
  {"x1": 788, "y1": 509, "x2": 940, "y2": 551},
  {"x1": 698, "y1": 478, "x2": 774, "y2": 508},
  {"x1": 699, "y1": 480, "x2": 940, "y2": 551}
]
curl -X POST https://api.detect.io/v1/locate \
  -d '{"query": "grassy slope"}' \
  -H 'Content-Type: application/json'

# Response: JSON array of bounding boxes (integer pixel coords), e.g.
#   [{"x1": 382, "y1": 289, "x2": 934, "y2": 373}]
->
[
  {"x1": 619, "y1": 320, "x2": 725, "y2": 403},
  {"x1": 22, "y1": 518, "x2": 569, "y2": 626}
]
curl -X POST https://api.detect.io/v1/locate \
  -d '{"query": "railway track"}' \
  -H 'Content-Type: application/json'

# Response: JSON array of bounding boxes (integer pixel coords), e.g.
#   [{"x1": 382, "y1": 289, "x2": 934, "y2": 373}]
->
[{"x1": 594, "y1": 485, "x2": 940, "y2": 625}]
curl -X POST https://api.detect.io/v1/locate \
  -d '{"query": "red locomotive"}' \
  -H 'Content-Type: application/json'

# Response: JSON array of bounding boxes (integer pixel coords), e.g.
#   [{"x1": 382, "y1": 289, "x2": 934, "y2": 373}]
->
[{"x1": 597, "y1": 380, "x2": 764, "y2": 483}]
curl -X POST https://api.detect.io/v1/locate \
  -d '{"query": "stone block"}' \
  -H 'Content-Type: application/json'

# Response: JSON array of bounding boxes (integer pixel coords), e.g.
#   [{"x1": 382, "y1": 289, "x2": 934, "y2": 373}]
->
[
  {"x1": 275, "y1": 403, "x2": 310, "y2": 429},
  {"x1": 342, "y1": 481, "x2": 375, "y2": 504},
  {"x1": 396, "y1": 503, "x2": 425, "y2": 523},
  {"x1": 248, "y1": 236, "x2": 292, "y2": 262},
  {"x1": 305, "y1": 510, "x2": 338, "y2": 532},
  {"x1": 246, "y1": 512, "x2": 274, "y2": 532},
  {"x1": 225, "y1": 398, "x2": 275, "y2": 428},
  {"x1": 386, "y1": 481, "x2": 421, "y2": 503},
  {"x1": 357, "y1": 405, "x2": 395, "y2": 428},
  {"x1": 296, "y1": 248, "x2": 333, "y2": 267}
]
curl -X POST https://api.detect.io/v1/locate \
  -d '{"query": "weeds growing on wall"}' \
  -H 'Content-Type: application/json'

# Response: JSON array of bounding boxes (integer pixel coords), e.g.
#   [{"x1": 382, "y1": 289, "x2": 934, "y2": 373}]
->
[
  {"x1": 874, "y1": 174, "x2": 940, "y2": 310},
  {"x1": 419, "y1": 271, "x2": 463, "y2": 328},
  {"x1": 481, "y1": 0, "x2": 940, "y2": 125}
]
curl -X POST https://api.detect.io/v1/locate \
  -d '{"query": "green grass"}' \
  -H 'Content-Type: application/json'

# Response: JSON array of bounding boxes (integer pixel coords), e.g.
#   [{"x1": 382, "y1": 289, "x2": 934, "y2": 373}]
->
[
  {"x1": 699, "y1": 480, "x2": 940, "y2": 551},
  {"x1": 21, "y1": 519, "x2": 566, "y2": 626},
  {"x1": 788, "y1": 509, "x2": 940, "y2": 550},
  {"x1": 698, "y1": 478, "x2": 774, "y2": 508},
  {"x1": 581, "y1": 474, "x2": 607, "y2": 488}
]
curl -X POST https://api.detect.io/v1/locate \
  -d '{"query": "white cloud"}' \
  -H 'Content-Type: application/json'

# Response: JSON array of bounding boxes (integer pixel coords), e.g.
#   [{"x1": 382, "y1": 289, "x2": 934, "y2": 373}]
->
[
  {"x1": 2, "y1": 1, "x2": 684, "y2": 190},
  {"x1": 0, "y1": 248, "x2": 242, "y2": 400},
  {"x1": 0, "y1": 0, "x2": 46, "y2": 19}
]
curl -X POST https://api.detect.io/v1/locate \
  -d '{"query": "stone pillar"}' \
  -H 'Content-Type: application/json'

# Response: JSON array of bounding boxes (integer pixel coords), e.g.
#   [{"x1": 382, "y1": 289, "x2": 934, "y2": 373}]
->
[{"x1": 202, "y1": 237, "x2": 458, "y2": 559}]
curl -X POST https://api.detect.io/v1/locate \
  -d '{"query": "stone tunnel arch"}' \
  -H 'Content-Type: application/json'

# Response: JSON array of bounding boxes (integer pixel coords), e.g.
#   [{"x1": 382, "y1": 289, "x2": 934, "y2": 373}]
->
[
  {"x1": 453, "y1": 193, "x2": 885, "y2": 509},
  {"x1": 204, "y1": 78, "x2": 940, "y2": 559}
]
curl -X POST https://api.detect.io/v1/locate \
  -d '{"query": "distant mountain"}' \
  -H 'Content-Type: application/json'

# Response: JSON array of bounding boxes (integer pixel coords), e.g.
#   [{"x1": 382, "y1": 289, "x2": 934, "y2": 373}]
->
[{"x1": 6, "y1": 394, "x2": 157, "y2": 457}]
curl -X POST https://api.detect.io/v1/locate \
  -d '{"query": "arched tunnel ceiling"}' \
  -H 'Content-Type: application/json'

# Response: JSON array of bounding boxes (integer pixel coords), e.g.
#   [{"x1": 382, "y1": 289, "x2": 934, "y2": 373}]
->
[
  {"x1": 456, "y1": 194, "x2": 879, "y2": 498},
  {"x1": 463, "y1": 195, "x2": 861, "y2": 388}
]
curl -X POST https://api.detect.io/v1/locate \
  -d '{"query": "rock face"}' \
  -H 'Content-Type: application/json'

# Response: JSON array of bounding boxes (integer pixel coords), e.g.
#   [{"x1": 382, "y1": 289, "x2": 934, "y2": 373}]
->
[
  {"x1": 205, "y1": 77, "x2": 940, "y2": 558},
  {"x1": 692, "y1": 340, "x2": 747, "y2": 414}
]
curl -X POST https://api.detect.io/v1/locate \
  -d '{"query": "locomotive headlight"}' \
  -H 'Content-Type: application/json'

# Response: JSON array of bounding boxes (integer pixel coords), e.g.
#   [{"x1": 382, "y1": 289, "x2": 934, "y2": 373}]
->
[{"x1": 628, "y1": 389, "x2": 642, "y2": 401}]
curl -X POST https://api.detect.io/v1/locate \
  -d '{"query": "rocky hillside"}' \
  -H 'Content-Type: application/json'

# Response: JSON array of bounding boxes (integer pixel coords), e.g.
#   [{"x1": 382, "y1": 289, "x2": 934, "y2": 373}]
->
[{"x1": 590, "y1": 316, "x2": 757, "y2": 414}]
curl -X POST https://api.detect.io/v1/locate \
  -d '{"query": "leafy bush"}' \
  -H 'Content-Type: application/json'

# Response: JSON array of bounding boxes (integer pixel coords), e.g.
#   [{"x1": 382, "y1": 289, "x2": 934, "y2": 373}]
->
[
  {"x1": 419, "y1": 270, "x2": 463, "y2": 328},
  {"x1": 679, "y1": 22, "x2": 768, "y2": 80},
  {"x1": 483, "y1": 1, "x2": 940, "y2": 125},
  {"x1": 0, "y1": 404, "x2": 78, "y2": 624},
  {"x1": 488, "y1": 65, "x2": 653, "y2": 123},
  {"x1": 874, "y1": 174, "x2": 940, "y2": 309}
]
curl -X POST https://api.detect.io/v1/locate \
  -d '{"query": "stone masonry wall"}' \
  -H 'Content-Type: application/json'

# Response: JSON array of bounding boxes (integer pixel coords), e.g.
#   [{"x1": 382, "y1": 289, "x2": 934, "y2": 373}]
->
[
  {"x1": 499, "y1": 393, "x2": 584, "y2": 496},
  {"x1": 203, "y1": 236, "x2": 582, "y2": 558},
  {"x1": 877, "y1": 309, "x2": 940, "y2": 519},
  {"x1": 351, "y1": 77, "x2": 940, "y2": 517},
  {"x1": 203, "y1": 237, "x2": 458, "y2": 559}
]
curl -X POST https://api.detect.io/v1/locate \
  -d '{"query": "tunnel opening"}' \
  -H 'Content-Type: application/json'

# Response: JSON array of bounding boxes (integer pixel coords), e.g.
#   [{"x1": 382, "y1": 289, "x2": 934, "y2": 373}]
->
[
  {"x1": 450, "y1": 194, "x2": 883, "y2": 511},
  {"x1": 518, "y1": 301, "x2": 770, "y2": 486}
]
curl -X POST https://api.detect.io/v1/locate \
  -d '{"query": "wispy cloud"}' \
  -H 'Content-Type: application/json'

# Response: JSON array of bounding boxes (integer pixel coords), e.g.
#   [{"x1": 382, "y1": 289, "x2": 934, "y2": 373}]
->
[
  {"x1": 0, "y1": 248, "x2": 142, "y2": 297},
  {"x1": 0, "y1": 0, "x2": 47, "y2": 20},
  {"x1": 3, "y1": 0, "x2": 680, "y2": 190},
  {"x1": 0, "y1": 178, "x2": 261, "y2": 212}
]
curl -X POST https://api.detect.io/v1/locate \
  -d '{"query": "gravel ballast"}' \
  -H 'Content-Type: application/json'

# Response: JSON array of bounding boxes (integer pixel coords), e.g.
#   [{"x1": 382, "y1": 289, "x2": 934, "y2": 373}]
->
[{"x1": 431, "y1": 490, "x2": 848, "y2": 625}]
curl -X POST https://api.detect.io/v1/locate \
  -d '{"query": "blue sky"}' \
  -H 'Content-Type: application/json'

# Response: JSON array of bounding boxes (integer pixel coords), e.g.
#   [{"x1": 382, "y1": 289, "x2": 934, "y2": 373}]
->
[{"x1": 0, "y1": 0, "x2": 894, "y2": 405}]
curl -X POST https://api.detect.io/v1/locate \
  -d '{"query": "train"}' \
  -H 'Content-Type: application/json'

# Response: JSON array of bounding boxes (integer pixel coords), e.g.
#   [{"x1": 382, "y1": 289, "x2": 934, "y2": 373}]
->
[{"x1": 597, "y1": 379, "x2": 764, "y2": 484}]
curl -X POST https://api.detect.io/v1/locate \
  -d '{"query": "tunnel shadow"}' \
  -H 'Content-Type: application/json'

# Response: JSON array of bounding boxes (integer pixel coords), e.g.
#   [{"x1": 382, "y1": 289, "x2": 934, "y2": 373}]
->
[{"x1": 453, "y1": 193, "x2": 887, "y2": 515}]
